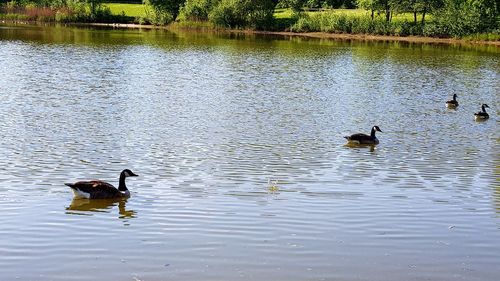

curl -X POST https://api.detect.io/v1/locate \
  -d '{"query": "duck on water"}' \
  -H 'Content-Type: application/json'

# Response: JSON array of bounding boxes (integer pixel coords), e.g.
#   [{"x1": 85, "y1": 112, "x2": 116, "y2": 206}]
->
[
  {"x1": 344, "y1": 126, "x2": 382, "y2": 145},
  {"x1": 446, "y1": 94, "x2": 459, "y2": 109},
  {"x1": 474, "y1": 104, "x2": 490, "y2": 121},
  {"x1": 65, "y1": 169, "x2": 138, "y2": 199}
]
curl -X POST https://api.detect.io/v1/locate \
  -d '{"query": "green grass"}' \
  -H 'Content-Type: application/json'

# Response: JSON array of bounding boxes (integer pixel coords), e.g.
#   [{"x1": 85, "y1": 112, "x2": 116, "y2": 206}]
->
[
  {"x1": 463, "y1": 31, "x2": 500, "y2": 41},
  {"x1": 103, "y1": 3, "x2": 146, "y2": 18},
  {"x1": 99, "y1": 5, "x2": 431, "y2": 25},
  {"x1": 274, "y1": 8, "x2": 294, "y2": 19},
  {"x1": 274, "y1": 8, "x2": 431, "y2": 23}
]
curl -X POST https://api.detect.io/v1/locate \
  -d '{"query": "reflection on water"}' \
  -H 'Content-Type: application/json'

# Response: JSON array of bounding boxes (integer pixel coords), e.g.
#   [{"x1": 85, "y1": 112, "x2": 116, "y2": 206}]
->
[
  {"x1": 0, "y1": 23, "x2": 499, "y2": 281},
  {"x1": 344, "y1": 142, "x2": 377, "y2": 152},
  {"x1": 494, "y1": 162, "x2": 500, "y2": 217},
  {"x1": 66, "y1": 198, "x2": 136, "y2": 219}
]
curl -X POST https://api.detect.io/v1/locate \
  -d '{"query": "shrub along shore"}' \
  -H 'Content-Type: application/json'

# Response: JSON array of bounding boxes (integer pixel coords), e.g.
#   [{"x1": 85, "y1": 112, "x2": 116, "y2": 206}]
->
[{"x1": 1, "y1": 0, "x2": 499, "y2": 42}]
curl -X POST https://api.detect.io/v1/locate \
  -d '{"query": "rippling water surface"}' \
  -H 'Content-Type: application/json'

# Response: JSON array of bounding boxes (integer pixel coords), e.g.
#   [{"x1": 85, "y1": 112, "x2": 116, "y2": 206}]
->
[{"x1": 0, "y1": 24, "x2": 499, "y2": 281}]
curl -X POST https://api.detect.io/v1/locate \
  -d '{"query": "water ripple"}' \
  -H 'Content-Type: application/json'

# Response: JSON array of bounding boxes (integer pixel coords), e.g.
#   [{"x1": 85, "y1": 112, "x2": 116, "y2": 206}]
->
[{"x1": 0, "y1": 25, "x2": 499, "y2": 281}]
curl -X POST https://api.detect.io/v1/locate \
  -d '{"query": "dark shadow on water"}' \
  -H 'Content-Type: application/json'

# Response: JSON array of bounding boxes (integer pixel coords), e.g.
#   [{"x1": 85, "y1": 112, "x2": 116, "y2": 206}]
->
[{"x1": 66, "y1": 198, "x2": 136, "y2": 219}]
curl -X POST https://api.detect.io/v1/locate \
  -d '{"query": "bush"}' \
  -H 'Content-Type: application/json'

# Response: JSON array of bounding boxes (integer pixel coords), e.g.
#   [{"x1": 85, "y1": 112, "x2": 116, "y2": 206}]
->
[
  {"x1": 291, "y1": 12, "x2": 376, "y2": 34},
  {"x1": 422, "y1": 21, "x2": 449, "y2": 37},
  {"x1": 289, "y1": 13, "x2": 318, "y2": 32},
  {"x1": 93, "y1": 6, "x2": 113, "y2": 22},
  {"x1": 431, "y1": 0, "x2": 499, "y2": 37},
  {"x1": 144, "y1": 0, "x2": 175, "y2": 25},
  {"x1": 290, "y1": 12, "x2": 341, "y2": 32},
  {"x1": 372, "y1": 19, "x2": 394, "y2": 35},
  {"x1": 291, "y1": 11, "x2": 425, "y2": 36},
  {"x1": 397, "y1": 21, "x2": 423, "y2": 36},
  {"x1": 351, "y1": 16, "x2": 375, "y2": 34},
  {"x1": 208, "y1": 0, "x2": 275, "y2": 29},
  {"x1": 179, "y1": 0, "x2": 215, "y2": 21},
  {"x1": 144, "y1": 0, "x2": 183, "y2": 24}
]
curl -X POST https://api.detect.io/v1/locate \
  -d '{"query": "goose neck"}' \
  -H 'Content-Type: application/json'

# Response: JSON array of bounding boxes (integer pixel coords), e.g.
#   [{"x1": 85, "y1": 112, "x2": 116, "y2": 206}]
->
[{"x1": 118, "y1": 173, "x2": 127, "y2": 191}]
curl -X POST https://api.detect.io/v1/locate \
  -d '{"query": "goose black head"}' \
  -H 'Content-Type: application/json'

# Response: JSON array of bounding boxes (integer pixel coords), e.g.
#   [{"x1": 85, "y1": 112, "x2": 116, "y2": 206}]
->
[
  {"x1": 453, "y1": 94, "x2": 457, "y2": 100},
  {"x1": 482, "y1": 104, "x2": 489, "y2": 109},
  {"x1": 122, "y1": 169, "x2": 139, "y2": 177},
  {"x1": 373, "y1": 126, "x2": 382, "y2": 133}
]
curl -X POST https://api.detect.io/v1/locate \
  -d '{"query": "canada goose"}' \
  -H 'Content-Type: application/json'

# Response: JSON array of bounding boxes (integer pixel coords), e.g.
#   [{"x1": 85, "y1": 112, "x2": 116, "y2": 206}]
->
[
  {"x1": 344, "y1": 126, "x2": 382, "y2": 145},
  {"x1": 446, "y1": 94, "x2": 459, "y2": 108},
  {"x1": 474, "y1": 104, "x2": 490, "y2": 121},
  {"x1": 65, "y1": 169, "x2": 138, "y2": 199}
]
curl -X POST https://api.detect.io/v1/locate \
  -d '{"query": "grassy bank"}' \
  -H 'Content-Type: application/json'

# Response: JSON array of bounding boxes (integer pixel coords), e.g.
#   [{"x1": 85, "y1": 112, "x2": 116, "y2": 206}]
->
[
  {"x1": 0, "y1": 3, "x2": 135, "y2": 23},
  {"x1": 290, "y1": 11, "x2": 426, "y2": 36},
  {"x1": 1, "y1": 3, "x2": 499, "y2": 42}
]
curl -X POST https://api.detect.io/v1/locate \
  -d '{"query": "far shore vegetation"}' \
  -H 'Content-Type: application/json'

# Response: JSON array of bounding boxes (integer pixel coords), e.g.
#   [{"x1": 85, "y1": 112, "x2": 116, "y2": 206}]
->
[{"x1": 1, "y1": 0, "x2": 499, "y2": 40}]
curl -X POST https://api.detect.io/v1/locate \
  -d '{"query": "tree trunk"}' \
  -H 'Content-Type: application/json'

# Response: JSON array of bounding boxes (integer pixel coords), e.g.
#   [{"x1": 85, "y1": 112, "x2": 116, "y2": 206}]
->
[
  {"x1": 371, "y1": 9, "x2": 374, "y2": 20},
  {"x1": 421, "y1": 7, "x2": 427, "y2": 25},
  {"x1": 385, "y1": 4, "x2": 390, "y2": 22},
  {"x1": 413, "y1": 11, "x2": 417, "y2": 24}
]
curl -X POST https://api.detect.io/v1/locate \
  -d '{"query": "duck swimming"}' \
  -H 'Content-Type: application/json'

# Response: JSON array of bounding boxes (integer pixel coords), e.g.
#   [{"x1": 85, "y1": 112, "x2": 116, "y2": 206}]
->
[
  {"x1": 65, "y1": 169, "x2": 138, "y2": 199},
  {"x1": 344, "y1": 126, "x2": 382, "y2": 145},
  {"x1": 446, "y1": 94, "x2": 459, "y2": 108},
  {"x1": 474, "y1": 104, "x2": 490, "y2": 121}
]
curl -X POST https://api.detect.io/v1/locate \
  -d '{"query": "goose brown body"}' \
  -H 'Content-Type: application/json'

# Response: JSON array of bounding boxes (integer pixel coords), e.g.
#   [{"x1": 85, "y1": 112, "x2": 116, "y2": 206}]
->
[
  {"x1": 446, "y1": 94, "x2": 459, "y2": 108},
  {"x1": 65, "y1": 169, "x2": 138, "y2": 199},
  {"x1": 474, "y1": 104, "x2": 490, "y2": 121},
  {"x1": 344, "y1": 126, "x2": 382, "y2": 145}
]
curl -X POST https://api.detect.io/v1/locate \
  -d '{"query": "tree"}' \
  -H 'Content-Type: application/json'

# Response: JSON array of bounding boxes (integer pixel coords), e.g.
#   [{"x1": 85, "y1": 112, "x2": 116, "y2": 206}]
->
[
  {"x1": 209, "y1": 0, "x2": 278, "y2": 29},
  {"x1": 434, "y1": 0, "x2": 498, "y2": 36},
  {"x1": 87, "y1": 0, "x2": 102, "y2": 17},
  {"x1": 279, "y1": 0, "x2": 307, "y2": 12},
  {"x1": 179, "y1": 0, "x2": 216, "y2": 21},
  {"x1": 414, "y1": 0, "x2": 443, "y2": 24},
  {"x1": 356, "y1": 0, "x2": 392, "y2": 21},
  {"x1": 145, "y1": 0, "x2": 185, "y2": 24},
  {"x1": 357, "y1": 0, "x2": 376, "y2": 19}
]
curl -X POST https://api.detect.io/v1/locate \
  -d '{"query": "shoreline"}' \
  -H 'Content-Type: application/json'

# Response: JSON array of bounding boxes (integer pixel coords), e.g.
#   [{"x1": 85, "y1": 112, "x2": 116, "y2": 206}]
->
[
  {"x1": 3, "y1": 20, "x2": 500, "y2": 46},
  {"x1": 88, "y1": 22, "x2": 500, "y2": 47}
]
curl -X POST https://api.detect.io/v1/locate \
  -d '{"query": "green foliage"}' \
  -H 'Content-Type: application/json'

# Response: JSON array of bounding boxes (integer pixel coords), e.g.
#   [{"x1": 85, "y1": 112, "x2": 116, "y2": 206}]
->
[
  {"x1": 144, "y1": 3, "x2": 173, "y2": 24},
  {"x1": 355, "y1": 0, "x2": 500, "y2": 34},
  {"x1": 397, "y1": 19, "x2": 423, "y2": 35},
  {"x1": 279, "y1": 0, "x2": 306, "y2": 12},
  {"x1": 290, "y1": 10, "x2": 424, "y2": 35},
  {"x1": 356, "y1": 0, "x2": 391, "y2": 21},
  {"x1": 401, "y1": 0, "x2": 443, "y2": 23},
  {"x1": 0, "y1": 0, "x2": 127, "y2": 22},
  {"x1": 432, "y1": 0, "x2": 498, "y2": 36},
  {"x1": 355, "y1": 0, "x2": 444, "y2": 23},
  {"x1": 179, "y1": 0, "x2": 214, "y2": 21},
  {"x1": 2, "y1": 0, "x2": 498, "y2": 36},
  {"x1": 208, "y1": 0, "x2": 276, "y2": 29},
  {"x1": 462, "y1": 29, "x2": 500, "y2": 41},
  {"x1": 356, "y1": 0, "x2": 373, "y2": 10},
  {"x1": 144, "y1": 0, "x2": 184, "y2": 24},
  {"x1": 278, "y1": 0, "x2": 359, "y2": 11}
]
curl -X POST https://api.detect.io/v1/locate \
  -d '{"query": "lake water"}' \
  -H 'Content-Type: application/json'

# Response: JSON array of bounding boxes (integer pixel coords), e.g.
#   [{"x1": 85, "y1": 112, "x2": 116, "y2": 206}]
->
[{"x1": 0, "y1": 23, "x2": 499, "y2": 281}]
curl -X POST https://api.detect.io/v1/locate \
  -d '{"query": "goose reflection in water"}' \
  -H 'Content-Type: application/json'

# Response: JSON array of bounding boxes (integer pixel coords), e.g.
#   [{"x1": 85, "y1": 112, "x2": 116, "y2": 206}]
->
[
  {"x1": 344, "y1": 143, "x2": 377, "y2": 152},
  {"x1": 66, "y1": 198, "x2": 136, "y2": 219}
]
